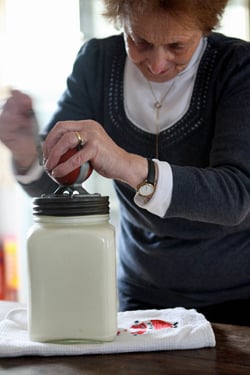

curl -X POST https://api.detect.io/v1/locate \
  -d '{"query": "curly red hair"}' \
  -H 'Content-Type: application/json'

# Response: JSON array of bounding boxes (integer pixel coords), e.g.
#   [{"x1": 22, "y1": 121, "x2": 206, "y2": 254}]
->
[{"x1": 102, "y1": 0, "x2": 229, "y2": 34}]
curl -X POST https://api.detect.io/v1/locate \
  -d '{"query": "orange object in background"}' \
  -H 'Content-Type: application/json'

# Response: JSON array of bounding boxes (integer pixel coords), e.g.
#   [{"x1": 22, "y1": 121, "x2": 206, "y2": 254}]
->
[
  {"x1": 0, "y1": 239, "x2": 5, "y2": 300},
  {"x1": 3, "y1": 236, "x2": 19, "y2": 301}
]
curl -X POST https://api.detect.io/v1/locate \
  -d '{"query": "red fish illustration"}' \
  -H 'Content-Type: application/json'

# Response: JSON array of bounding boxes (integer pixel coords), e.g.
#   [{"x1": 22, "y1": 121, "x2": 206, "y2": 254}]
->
[{"x1": 129, "y1": 319, "x2": 178, "y2": 335}]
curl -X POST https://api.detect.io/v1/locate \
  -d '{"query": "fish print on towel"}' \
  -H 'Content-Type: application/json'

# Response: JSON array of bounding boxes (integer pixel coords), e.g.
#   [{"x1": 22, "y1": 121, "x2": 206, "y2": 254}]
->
[{"x1": 117, "y1": 319, "x2": 178, "y2": 336}]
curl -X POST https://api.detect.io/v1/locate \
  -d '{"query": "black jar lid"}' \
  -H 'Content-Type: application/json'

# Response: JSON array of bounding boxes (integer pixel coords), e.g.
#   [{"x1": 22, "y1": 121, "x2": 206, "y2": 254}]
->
[{"x1": 32, "y1": 186, "x2": 110, "y2": 216}]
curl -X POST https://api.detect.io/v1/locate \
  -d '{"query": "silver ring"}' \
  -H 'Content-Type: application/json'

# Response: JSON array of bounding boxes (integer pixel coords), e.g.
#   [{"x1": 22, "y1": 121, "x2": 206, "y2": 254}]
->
[{"x1": 75, "y1": 131, "x2": 84, "y2": 148}]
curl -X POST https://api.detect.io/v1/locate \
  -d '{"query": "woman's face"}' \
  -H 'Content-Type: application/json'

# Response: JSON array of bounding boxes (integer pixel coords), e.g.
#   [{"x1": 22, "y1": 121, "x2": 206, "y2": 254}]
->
[{"x1": 123, "y1": 11, "x2": 203, "y2": 83}]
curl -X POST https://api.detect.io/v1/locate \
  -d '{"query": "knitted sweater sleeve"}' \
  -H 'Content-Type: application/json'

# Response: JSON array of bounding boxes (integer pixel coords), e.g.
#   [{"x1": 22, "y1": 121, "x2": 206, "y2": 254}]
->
[{"x1": 166, "y1": 41, "x2": 250, "y2": 227}]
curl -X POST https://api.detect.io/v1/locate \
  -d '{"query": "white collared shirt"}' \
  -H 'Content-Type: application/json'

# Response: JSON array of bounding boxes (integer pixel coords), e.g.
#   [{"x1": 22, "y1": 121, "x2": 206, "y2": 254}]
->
[{"x1": 126, "y1": 37, "x2": 207, "y2": 216}]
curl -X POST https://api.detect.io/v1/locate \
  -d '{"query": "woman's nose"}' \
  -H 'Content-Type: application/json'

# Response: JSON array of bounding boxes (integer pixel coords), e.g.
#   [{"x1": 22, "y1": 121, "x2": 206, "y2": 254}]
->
[{"x1": 147, "y1": 47, "x2": 173, "y2": 75}]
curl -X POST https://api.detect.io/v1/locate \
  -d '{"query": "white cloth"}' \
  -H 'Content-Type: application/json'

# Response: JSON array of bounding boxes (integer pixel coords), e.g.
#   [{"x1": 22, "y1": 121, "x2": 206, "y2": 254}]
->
[{"x1": 0, "y1": 302, "x2": 215, "y2": 358}]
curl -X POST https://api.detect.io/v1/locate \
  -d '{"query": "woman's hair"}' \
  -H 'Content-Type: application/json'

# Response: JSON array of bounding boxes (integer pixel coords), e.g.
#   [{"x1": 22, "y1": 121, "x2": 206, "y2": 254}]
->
[{"x1": 102, "y1": 0, "x2": 229, "y2": 34}]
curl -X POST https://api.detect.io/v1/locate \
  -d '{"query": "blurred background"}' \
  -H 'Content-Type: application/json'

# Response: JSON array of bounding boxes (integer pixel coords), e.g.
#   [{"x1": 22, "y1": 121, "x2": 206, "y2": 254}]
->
[{"x1": 0, "y1": 0, "x2": 249, "y2": 302}]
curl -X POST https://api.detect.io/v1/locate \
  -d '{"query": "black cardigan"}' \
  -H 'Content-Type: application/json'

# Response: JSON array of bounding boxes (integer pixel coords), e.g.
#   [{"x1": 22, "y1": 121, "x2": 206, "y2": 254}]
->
[{"x1": 21, "y1": 33, "x2": 250, "y2": 310}]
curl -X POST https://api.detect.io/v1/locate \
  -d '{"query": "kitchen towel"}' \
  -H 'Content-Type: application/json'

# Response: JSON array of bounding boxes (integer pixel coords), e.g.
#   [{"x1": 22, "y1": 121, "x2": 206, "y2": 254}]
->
[{"x1": 0, "y1": 301, "x2": 215, "y2": 357}]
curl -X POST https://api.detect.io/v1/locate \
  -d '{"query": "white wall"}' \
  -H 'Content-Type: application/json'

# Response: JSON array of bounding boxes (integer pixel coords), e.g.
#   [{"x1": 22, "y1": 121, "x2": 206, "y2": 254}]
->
[
  {"x1": 3, "y1": 0, "x2": 81, "y2": 124},
  {"x1": 218, "y1": 0, "x2": 249, "y2": 40},
  {"x1": 0, "y1": 0, "x2": 81, "y2": 302}
]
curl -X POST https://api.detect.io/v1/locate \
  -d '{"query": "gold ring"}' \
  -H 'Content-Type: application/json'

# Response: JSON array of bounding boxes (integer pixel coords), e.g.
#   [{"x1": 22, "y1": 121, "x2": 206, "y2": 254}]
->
[{"x1": 75, "y1": 131, "x2": 84, "y2": 148}]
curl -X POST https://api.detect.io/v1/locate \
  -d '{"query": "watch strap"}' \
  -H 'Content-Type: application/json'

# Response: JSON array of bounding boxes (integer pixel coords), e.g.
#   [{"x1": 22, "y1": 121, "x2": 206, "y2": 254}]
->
[
  {"x1": 136, "y1": 158, "x2": 156, "y2": 196},
  {"x1": 146, "y1": 158, "x2": 155, "y2": 185}
]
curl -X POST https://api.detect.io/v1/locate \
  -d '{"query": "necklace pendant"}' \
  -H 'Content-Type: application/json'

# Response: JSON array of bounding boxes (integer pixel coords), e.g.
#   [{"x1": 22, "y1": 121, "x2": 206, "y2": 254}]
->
[{"x1": 154, "y1": 101, "x2": 162, "y2": 109}]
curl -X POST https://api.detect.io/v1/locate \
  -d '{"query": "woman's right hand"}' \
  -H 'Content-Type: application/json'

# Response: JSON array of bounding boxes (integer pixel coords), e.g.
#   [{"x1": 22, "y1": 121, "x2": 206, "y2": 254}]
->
[
  {"x1": 0, "y1": 89, "x2": 38, "y2": 172},
  {"x1": 43, "y1": 119, "x2": 148, "y2": 191}
]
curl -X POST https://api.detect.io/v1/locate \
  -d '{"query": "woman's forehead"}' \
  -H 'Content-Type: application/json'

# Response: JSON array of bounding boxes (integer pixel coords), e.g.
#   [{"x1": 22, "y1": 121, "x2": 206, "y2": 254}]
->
[{"x1": 125, "y1": 12, "x2": 200, "y2": 44}]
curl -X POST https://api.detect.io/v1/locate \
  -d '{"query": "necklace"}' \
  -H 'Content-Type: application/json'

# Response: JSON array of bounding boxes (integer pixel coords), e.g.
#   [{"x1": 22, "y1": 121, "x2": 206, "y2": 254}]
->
[{"x1": 147, "y1": 78, "x2": 176, "y2": 158}]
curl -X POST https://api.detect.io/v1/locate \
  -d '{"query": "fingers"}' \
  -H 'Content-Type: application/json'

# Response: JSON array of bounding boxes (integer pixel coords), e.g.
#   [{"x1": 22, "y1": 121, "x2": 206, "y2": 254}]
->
[
  {"x1": 44, "y1": 119, "x2": 99, "y2": 159},
  {"x1": 43, "y1": 119, "x2": 126, "y2": 183},
  {"x1": 43, "y1": 121, "x2": 93, "y2": 176},
  {"x1": 74, "y1": 131, "x2": 85, "y2": 149},
  {"x1": 43, "y1": 121, "x2": 80, "y2": 158},
  {"x1": 46, "y1": 141, "x2": 92, "y2": 182},
  {"x1": 0, "y1": 90, "x2": 33, "y2": 133},
  {"x1": 43, "y1": 125, "x2": 86, "y2": 163},
  {"x1": 6, "y1": 89, "x2": 33, "y2": 115},
  {"x1": 0, "y1": 90, "x2": 34, "y2": 148}
]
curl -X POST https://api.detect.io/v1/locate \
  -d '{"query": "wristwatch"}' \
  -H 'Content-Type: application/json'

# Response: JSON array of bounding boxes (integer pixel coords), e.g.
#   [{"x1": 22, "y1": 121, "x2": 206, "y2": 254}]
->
[{"x1": 136, "y1": 158, "x2": 156, "y2": 198}]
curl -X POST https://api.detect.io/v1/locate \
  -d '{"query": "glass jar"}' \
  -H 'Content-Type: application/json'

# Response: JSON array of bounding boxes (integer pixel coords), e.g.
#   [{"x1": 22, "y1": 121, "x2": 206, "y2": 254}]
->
[{"x1": 27, "y1": 189, "x2": 117, "y2": 343}]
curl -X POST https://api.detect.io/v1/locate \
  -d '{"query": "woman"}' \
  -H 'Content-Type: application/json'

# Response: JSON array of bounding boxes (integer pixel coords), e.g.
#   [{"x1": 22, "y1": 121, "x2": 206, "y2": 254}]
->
[{"x1": 0, "y1": 0, "x2": 250, "y2": 325}]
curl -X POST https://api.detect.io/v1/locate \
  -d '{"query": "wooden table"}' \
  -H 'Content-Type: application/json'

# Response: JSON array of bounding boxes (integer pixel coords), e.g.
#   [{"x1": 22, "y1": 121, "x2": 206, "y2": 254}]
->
[{"x1": 0, "y1": 303, "x2": 249, "y2": 375}]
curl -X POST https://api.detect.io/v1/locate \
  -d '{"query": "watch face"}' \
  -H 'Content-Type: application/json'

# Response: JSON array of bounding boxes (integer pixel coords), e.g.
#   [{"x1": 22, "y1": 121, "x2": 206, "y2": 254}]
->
[{"x1": 138, "y1": 183, "x2": 155, "y2": 197}]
